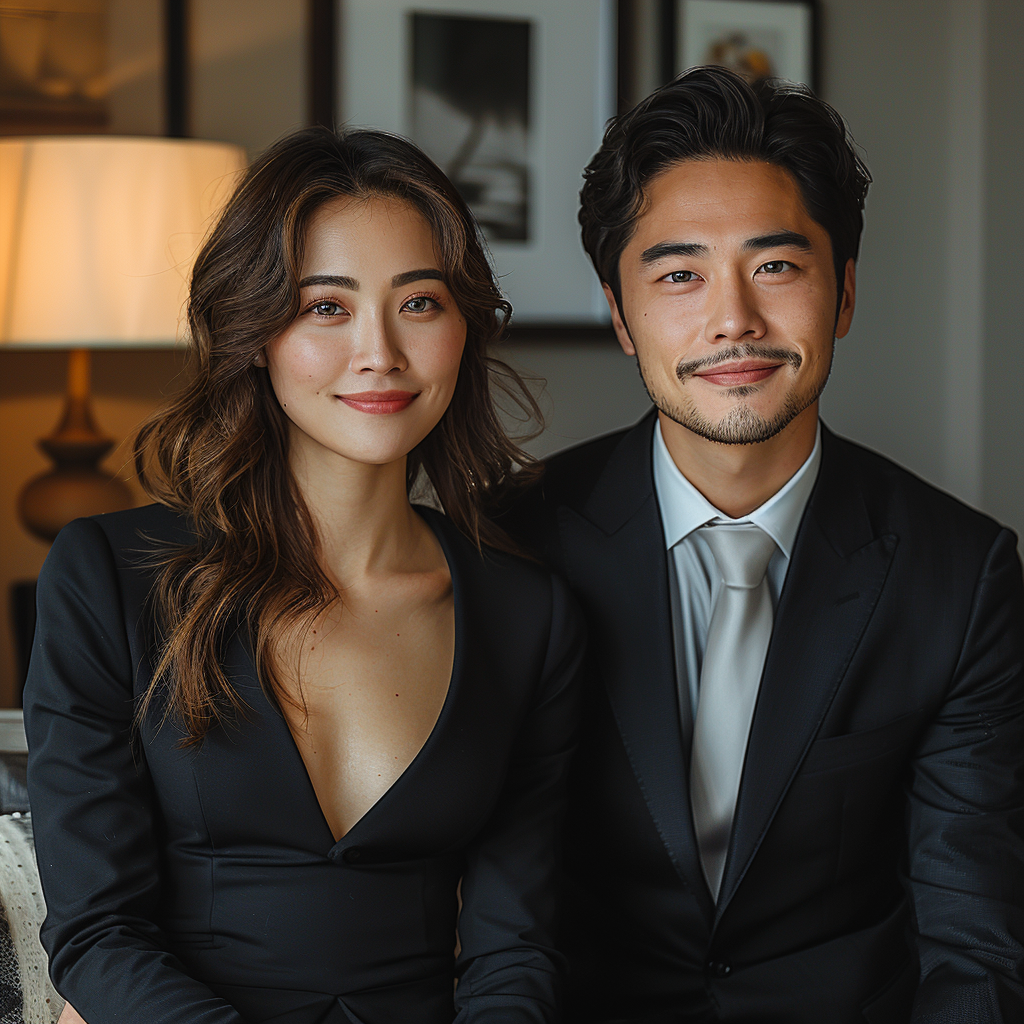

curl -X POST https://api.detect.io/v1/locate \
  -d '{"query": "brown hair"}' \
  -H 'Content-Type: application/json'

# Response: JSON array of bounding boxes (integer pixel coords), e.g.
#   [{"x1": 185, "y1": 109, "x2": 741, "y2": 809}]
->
[{"x1": 134, "y1": 125, "x2": 540, "y2": 744}]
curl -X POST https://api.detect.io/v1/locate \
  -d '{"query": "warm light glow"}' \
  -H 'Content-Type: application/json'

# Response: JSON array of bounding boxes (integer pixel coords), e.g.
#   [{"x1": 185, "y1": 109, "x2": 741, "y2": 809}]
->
[{"x1": 0, "y1": 136, "x2": 247, "y2": 348}]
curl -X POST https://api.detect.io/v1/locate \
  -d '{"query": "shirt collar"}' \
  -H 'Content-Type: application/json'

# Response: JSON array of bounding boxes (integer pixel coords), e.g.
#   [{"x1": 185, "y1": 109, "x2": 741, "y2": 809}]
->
[{"x1": 652, "y1": 417, "x2": 821, "y2": 559}]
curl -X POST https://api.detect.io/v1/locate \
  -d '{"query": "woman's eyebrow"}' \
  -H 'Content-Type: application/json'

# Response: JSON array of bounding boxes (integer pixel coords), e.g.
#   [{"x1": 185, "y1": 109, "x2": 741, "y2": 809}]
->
[
  {"x1": 299, "y1": 274, "x2": 358, "y2": 290},
  {"x1": 391, "y1": 268, "x2": 444, "y2": 288},
  {"x1": 298, "y1": 269, "x2": 445, "y2": 289}
]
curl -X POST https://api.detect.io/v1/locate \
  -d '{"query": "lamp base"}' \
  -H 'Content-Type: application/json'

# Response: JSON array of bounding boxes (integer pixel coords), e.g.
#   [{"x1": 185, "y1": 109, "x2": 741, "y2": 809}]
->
[
  {"x1": 19, "y1": 464, "x2": 133, "y2": 544},
  {"x1": 16, "y1": 349, "x2": 134, "y2": 543}
]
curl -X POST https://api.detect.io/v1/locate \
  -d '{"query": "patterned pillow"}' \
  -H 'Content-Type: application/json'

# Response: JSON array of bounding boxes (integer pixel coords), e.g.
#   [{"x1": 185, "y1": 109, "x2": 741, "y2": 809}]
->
[{"x1": 0, "y1": 814, "x2": 63, "y2": 1023}]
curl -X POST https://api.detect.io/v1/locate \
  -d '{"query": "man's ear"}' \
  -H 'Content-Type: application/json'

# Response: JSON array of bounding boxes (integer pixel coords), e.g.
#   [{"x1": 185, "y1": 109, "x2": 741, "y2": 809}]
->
[
  {"x1": 835, "y1": 258, "x2": 856, "y2": 339},
  {"x1": 602, "y1": 283, "x2": 636, "y2": 356}
]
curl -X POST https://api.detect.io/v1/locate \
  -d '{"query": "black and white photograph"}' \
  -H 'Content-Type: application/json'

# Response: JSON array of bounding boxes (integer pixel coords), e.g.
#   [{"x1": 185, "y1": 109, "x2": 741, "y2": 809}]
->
[
  {"x1": 340, "y1": 0, "x2": 616, "y2": 325},
  {"x1": 410, "y1": 13, "x2": 531, "y2": 242}
]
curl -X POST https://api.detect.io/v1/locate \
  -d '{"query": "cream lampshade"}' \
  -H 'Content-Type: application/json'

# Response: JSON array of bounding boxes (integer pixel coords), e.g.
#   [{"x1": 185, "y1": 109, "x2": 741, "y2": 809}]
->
[{"x1": 0, "y1": 136, "x2": 247, "y2": 541}]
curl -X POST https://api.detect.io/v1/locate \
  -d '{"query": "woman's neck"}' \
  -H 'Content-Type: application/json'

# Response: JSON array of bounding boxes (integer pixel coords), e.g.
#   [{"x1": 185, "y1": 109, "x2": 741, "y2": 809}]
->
[{"x1": 289, "y1": 441, "x2": 426, "y2": 586}]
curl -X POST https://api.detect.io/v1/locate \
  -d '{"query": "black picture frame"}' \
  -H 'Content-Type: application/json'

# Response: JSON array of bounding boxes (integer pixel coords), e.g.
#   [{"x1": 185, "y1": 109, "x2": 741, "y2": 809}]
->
[{"x1": 165, "y1": 0, "x2": 189, "y2": 137}]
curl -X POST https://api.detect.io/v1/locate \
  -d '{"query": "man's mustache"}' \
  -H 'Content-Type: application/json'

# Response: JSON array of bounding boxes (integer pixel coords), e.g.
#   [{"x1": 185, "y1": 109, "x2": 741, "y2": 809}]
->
[{"x1": 676, "y1": 344, "x2": 802, "y2": 382}]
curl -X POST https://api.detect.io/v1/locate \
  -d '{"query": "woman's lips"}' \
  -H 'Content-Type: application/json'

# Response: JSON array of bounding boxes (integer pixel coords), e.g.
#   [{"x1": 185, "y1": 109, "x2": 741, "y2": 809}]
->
[
  {"x1": 338, "y1": 390, "x2": 418, "y2": 414},
  {"x1": 693, "y1": 362, "x2": 784, "y2": 387}
]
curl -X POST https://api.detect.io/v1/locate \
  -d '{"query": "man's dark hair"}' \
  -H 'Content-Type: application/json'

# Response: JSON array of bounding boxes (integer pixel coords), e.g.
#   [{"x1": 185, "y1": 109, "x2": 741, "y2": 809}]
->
[{"x1": 579, "y1": 66, "x2": 872, "y2": 310}]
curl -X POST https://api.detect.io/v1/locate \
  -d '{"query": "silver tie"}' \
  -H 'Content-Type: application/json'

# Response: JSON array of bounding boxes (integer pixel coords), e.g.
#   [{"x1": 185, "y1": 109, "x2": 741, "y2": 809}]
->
[{"x1": 690, "y1": 523, "x2": 776, "y2": 901}]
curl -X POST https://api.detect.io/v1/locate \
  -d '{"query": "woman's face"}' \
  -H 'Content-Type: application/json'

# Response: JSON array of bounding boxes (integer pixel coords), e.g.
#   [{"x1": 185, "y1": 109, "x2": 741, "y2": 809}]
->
[{"x1": 263, "y1": 195, "x2": 466, "y2": 471}]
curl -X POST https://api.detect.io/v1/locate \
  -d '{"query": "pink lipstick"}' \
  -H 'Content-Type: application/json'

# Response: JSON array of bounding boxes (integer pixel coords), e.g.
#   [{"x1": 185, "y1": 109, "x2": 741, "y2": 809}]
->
[{"x1": 338, "y1": 390, "x2": 418, "y2": 414}]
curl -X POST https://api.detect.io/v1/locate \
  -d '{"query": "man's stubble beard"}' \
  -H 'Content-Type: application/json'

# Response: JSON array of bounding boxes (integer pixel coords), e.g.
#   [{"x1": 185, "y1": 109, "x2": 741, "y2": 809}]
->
[{"x1": 634, "y1": 341, "x2": 835, "y2": 446}]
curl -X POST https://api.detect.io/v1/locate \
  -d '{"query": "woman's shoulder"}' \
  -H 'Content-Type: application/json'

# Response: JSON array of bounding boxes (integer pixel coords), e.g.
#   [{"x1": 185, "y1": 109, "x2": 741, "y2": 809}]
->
[
  {"x1": 48, "y1": 503, "x2": 194, "y2": 571},
  {"x1": 36, "y1": 505, "x2": 195, "y2": 636}
]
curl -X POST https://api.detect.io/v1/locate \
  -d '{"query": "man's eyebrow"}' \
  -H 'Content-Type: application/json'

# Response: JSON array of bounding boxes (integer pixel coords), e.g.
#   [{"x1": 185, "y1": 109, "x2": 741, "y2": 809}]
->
[
  {"x1": 639, "y1": 241, "x2": 709, "y2": 265},
  {"x1": 742, "y1": 231, "x2": 814, "y2": 253},
  {"x1": 392, "y1": 268, "x2": 444, "y2": 288},
  {"x1": 299, "y1": 274, "x2": 358, "y2": 290}
]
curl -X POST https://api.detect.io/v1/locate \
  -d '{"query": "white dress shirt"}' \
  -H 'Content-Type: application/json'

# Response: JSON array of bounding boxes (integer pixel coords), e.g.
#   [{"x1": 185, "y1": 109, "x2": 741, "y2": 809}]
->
[{"x1": 652, "y1": 419, "x2": 822, "y2": 721}]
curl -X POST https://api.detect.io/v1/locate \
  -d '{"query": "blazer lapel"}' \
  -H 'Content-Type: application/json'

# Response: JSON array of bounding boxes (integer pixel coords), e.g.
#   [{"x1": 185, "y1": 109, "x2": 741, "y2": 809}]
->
[
  {"x1": 225, "y1": 629, "x2": 340, "y2": 855},
  {"x1": 563, "y1": 412, "x2": 713, "y2": 919},
  {"x1": 715, "y1": 427, "x2": 898, "y2": 917}
]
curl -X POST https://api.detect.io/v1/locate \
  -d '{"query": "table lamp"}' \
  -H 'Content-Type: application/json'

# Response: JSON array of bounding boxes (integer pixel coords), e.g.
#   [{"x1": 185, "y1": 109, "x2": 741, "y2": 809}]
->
[{"x1": 0, "y1": 136, "x2": 247, "y2": 541}]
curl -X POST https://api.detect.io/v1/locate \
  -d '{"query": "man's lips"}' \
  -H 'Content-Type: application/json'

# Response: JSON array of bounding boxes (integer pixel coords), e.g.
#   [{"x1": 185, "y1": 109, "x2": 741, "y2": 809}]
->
[
  {"x1": 338, "y1": 390, "x2": 418, "y2": 413},
  {"x1": 692, "y1": 361, "x2": 785, "y2": 387}
]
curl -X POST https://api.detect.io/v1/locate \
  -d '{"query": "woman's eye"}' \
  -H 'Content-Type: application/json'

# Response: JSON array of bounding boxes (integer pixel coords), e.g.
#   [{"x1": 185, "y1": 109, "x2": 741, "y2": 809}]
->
[
  {"x1": 310, "y1": 300, "x2": 343, "y2": 316},
  {"x1": 402, "y1": 296, "x2": 439, "y2": 313},
  {"x1": 759, "y1": 260, "x2": 794, "y2": 275},
  {"x1": 664, "y1": 270, "x2": 699, "y2": 284}
]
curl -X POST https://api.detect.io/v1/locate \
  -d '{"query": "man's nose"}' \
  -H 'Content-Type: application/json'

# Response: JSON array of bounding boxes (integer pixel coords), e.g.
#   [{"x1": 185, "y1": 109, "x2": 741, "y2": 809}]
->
[{"x1": 703, "y1": 274, "x2": 767, "y2": 344}]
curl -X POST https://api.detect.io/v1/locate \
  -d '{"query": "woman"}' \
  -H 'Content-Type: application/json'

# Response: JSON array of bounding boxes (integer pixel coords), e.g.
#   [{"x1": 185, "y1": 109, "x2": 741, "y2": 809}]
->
[{"x1": 25, "y1": 127, "x2": 583, "y2": 1024}]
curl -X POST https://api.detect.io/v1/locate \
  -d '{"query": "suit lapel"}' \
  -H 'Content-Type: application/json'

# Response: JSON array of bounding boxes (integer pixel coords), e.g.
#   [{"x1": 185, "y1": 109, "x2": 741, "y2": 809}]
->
[
  {"x1": 225, "y1": 629, "x2": 340, "y2": 854},
  {"x1": 563, "y1": 413, "x2": 714, "y2": 920},
  {"x1": 715, "y1": 427, "x2": 898, "y2": 917}
]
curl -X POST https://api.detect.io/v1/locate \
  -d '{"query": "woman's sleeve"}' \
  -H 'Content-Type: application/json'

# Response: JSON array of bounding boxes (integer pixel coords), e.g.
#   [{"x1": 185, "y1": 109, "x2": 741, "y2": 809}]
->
[
  {"x1": 24, "y1": 518, "x2": 246, "y2": 1024},
  {"x1": 454, "y1": 572, "x2": 586, "y2": 1023}
]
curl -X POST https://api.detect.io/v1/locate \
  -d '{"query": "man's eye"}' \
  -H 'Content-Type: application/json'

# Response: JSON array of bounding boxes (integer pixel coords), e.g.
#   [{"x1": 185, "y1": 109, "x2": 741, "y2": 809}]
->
[
  {"x1": 665, "y1": 270, "x2": 699, "y2": 284},
  {"x1": 759, "y1": 260, "x2": 793, "y2": 275}
]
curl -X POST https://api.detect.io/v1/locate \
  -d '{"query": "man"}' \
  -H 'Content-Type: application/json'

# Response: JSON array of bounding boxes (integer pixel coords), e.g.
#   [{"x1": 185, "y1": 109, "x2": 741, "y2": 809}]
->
[{"x1": 500, "y1": 67, "x2": 1024, "y2": 1022}]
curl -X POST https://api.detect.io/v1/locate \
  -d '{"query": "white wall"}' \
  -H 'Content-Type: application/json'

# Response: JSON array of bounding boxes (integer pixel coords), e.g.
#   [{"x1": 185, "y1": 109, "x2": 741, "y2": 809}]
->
[{"x1": 816, "y1": 0, "x2": 952, "y2": 490}]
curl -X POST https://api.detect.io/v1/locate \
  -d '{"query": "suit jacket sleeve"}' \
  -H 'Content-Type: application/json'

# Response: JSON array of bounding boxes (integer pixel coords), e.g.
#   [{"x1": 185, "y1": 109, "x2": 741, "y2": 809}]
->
[
  {"x1": 908, "y1": 526, "x2": 1024, "y2": 1022},
  {"x1": 24, "y1": 518, "x2": 247, "y2": 1024},
  {"x1": 453, "y1": 572, "x2": 585, "y2": 1023}
]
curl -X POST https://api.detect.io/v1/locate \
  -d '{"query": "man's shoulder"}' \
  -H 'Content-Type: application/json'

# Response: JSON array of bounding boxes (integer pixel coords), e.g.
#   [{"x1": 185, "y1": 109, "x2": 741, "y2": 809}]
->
[
  {"x1": 491, "y1": 419, "x2": 650, "y2": 556},
  {"x1": 538, "y1": 422, "x2": 644, "y2": 505},
  {"x1": 822, "y1": 427, "x2": 1011, "y2": 549},
  {"x1": 495, "y1": 415, "x2": 652, "y2": 539}
]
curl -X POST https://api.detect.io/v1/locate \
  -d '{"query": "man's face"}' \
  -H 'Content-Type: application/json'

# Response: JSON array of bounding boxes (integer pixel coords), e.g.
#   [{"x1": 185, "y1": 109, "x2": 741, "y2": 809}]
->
[{"x1": 608, "y1": 158, "x2": 855, "y2": 446}]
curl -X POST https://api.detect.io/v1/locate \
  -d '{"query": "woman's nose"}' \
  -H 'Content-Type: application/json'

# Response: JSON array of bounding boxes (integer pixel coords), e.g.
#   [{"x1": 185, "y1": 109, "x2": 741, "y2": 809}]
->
[{"x1": 350, "y1": 311, "x2": 408, "y2": 375}]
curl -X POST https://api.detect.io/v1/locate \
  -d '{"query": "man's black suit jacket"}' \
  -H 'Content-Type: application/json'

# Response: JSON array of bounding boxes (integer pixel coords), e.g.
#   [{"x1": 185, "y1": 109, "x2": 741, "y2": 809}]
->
[{"x1": 499, "y1": 412, "x2": 1024, "y2": 1024}]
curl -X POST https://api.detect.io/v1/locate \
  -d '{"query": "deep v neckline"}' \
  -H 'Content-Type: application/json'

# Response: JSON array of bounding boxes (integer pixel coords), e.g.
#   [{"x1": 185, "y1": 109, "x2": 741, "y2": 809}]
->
[{"x1": 252, "y1": 506, "x2": 465, "y2": 855}]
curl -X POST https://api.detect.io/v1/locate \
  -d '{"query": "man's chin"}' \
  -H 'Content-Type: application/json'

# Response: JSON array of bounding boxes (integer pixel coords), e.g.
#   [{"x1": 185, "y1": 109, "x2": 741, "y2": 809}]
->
[{"x1": 660, "y1": 401, "x2": 805, "y2": 446}]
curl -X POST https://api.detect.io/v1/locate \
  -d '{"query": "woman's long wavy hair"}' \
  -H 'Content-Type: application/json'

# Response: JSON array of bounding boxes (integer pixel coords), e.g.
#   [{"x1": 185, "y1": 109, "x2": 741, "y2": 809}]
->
[{"x1": 134, "y1": 126, "x2": 541, "y2": 745}]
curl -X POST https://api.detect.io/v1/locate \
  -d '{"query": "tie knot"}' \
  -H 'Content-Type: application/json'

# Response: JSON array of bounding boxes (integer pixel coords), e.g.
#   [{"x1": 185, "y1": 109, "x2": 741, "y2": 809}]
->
[{"x1": 699, "y1": 523, "x2": 776, "y2": 589}]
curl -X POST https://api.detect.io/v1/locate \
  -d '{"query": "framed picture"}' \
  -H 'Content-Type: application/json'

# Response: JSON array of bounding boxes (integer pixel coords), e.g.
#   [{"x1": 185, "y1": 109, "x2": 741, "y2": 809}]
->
[
  {"x1": 666, "y1": 0, "x2": 817, "y2": 92},
  {"x1": 0, "y1": 0, "x2": 178, "y2": 139},
  {"x1": 338, "y1": 0, "x2": 617, "y2": 330},
  {"x1": 0, "y1": 0, "x2": 110, "y2": 134}
]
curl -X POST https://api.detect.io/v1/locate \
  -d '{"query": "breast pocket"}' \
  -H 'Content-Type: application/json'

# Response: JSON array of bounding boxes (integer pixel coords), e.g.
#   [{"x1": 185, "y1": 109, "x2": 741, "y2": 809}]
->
[
  {"x1": 802, "y1": 712, "x2": 923, "y2": 884},
  {"x1": 801, "y1": 712, "x2": 919, "y2": 776}
]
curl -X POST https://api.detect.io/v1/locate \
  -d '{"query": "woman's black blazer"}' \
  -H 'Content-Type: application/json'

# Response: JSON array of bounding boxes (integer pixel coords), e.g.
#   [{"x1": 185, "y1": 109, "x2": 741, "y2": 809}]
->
[{"x1": 24, "y1": 503, "x2": 584, "y2": 1024}]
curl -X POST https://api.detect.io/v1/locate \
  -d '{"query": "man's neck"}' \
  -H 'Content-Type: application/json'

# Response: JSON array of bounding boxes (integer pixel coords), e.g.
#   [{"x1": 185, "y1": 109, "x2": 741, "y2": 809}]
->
[{"x1": 658, "y1": 404, "x2": 819, "y2": 519}]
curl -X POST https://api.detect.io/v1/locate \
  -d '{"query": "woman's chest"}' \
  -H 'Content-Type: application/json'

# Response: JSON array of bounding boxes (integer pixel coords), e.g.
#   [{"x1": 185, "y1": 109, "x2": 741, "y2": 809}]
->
[
  {"x1": 143, "y1": 599, "x2": 541, "y2": 863},
  {"x1": 278, "y1": 598, "x2": 456, "y2": 842}
]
